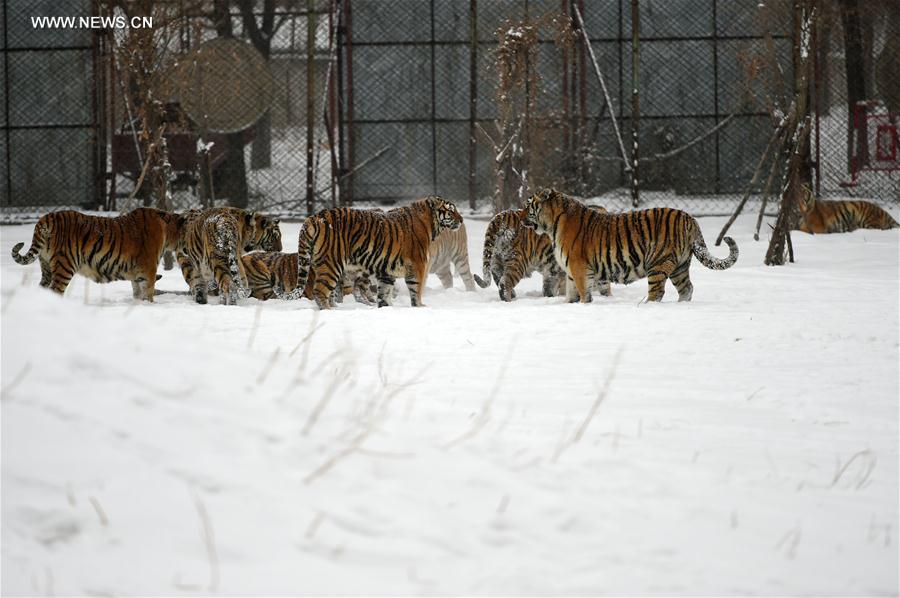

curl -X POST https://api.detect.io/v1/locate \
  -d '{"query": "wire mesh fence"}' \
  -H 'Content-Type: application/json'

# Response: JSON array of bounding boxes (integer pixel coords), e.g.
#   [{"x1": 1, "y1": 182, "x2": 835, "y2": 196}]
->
[{"x1": 0, "y1": 0, "x2": 896, "y2": 223}]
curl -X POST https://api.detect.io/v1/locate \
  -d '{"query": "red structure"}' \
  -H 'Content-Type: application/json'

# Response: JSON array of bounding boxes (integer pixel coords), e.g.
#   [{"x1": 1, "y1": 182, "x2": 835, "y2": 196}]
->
[{"x1": 841, "y1": 100, "x2": 898, "y2": 188}]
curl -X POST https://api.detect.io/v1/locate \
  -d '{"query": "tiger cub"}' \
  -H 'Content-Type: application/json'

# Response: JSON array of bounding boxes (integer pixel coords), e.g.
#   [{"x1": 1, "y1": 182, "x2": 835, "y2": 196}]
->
[
  {"x1": 796, "y1": 186, "x2": 898, "y2": 234},
  {"x1": 475, "y1": 206, "x2": 611, "y2": 301},
  {"x1": 11, "y1": 207, "x2": 185, "y2": 300},
  {"x1": 428, "y1": 223, "x2": 478, "y2": 291},
  {"x1": 296, "y1": 196, "x2": 462, "y2": 309},
  {"x1": 523, "y1": 188, "x2": 738, "y2": 302},
  {"x1": 176, "y1": 207, "x2": 282, "y2": 305}
]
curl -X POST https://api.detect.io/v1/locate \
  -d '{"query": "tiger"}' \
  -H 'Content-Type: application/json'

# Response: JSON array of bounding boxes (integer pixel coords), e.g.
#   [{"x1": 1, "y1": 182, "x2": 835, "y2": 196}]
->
[
  {"x1": 176, "y1": 207, "x2": 282, "y2": 305},
  {"x1": 294, "y1": 196, "x2": 462, "y2": 309},
  {"x1": 474, "y1": 206, "x2": 611, "y2": 301},
  {"x1": 523, "y1": 188, "x2": 738, "y2": 302},
  {"x1": 235, "y1": 250, "x2": 378, "y2": 304},
  {"x1": 10, "y1": 207, "x2": 185, "y2": 301},
  {"x1": 795, "y1": 186, "x2": 898, "y2": 234},
  {"x1": 427, "y1": 222, "x2": 478, "y2": 291}
]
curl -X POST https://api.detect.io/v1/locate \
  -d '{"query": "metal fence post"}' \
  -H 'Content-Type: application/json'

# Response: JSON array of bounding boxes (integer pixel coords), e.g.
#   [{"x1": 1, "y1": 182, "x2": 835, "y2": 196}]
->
[
  {"x1": 468, "y1": 0, "x2": 478, "y2": 210},
  {"x1": 630, "y1": 0, "x2": 640, "y2": 207},
  {"x1": 306, "y1": 0, "x2": 316, "y2": 216},
  {"x1": 344, "y1": 0, "x2": 355, "y2": 206}
]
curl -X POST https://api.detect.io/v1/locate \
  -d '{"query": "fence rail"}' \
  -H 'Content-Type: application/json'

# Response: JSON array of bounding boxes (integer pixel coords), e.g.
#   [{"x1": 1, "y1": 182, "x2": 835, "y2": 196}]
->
[{"x1": 0, "y1": 0, "x2": 896, "y2": 223}]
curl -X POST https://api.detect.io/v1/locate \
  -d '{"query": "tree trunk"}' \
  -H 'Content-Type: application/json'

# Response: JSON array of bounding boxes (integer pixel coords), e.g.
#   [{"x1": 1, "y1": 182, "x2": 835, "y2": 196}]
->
[
  {"x1": 839, "y1": 0, "x2": 868, "y2": 171},
  {"x1": 218, "y1": 135, "x2": 249, "y2": 208},
  {"x1": 213, "y1": 0, "x2": 249, "y2": 208},
  {"x1": 250, "y1": 109, "x2": 273, "y2": 170}
]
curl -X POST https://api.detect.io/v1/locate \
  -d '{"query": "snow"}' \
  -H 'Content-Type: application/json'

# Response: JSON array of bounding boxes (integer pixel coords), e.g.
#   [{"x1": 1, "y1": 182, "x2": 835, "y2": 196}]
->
[{"x1": 1, "y1": 212, "x2": 898, "y2": 595}]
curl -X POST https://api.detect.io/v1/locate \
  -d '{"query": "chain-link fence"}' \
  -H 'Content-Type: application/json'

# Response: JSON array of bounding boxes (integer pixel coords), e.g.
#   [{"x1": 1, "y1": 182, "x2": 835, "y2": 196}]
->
[
  {"x1": 0, "y1": 0, "x2": 896, "y2": 222},
  {"x1": 813, "y1": 0, "x2": 899, "y2": 201}
]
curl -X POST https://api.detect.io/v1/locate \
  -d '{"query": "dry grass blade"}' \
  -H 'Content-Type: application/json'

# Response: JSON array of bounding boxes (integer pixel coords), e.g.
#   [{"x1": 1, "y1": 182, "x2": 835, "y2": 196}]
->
[
  {"x1": 88, "y1": 496, "x2": 108, "y2": 526},
  {"x1": 831, "y1": 449, "x2": 877, "y2": 490},
  {"x1": 302, "y1": 363, "x2": 349, "y2": 436},
  {"x1": 247, "y1": 303, "x2": 264, "y2": 349},
  {"x1": 443, "y1": 338, "x2": 516, "y2": 449},
  {"x1": 0, "y1": 362, "x2": 32, "y2": 401},
  {"x1": 304, "y1": 365, "x2": 429, "y2": 485},
  {"x1": 572, "y1": 346, "x2": 623, "y2": 443},
  {"x1": 191, "y1": 491, "x2": 220, "y2": 593},
  {"x1": 256, "y1": 347, "x2": 281, "y2": 386},
  {"x1": 553, "y1": 346, "x2": 624, "y2": 462}
]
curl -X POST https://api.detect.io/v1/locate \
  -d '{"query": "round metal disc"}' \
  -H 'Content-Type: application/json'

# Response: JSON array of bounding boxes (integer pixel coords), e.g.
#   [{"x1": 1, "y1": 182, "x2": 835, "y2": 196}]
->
[{"x1": 174, "y1": 38, "x2": 275, "y2": 134}]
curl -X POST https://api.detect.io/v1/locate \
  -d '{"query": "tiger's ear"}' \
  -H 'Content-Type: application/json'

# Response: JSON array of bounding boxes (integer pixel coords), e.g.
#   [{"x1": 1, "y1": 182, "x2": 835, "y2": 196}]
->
[
  {"x1": 245, "y1": 212, "x2": 255, "y2": 229},
  {"x1": 796, "y1": 185, "x2": 814, "y2": 213}
]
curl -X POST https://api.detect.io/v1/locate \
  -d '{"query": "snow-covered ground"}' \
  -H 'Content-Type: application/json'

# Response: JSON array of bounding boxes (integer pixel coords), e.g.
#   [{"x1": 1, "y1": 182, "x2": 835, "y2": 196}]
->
[{"x1": 1, "y1": 212, "x2": 898, "y2": 595}]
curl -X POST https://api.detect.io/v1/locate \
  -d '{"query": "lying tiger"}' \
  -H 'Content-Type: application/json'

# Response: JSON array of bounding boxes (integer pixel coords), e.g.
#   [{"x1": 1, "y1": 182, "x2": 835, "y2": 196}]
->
[
  {"x1": 523, "y1": 189, "x2": 738, "y2": 302},
  {"x1": 176, "y1": 207, "x2": 282, "y2": 305},
  {"x1": 475, "y1": 206, "x2": 611, "y2": 301},
  {"x1": 199, "y1": 250, "x2": 376, "y2": 305},
  {"x1": 11, "y1": 207, "x2": 185, "y2": 300},
  {"x1": 295, "y1": 196, "x2": 463, "y2": 309},
  {"x1": 795, "y1": 186, "x2": 898, "y2": 234}
]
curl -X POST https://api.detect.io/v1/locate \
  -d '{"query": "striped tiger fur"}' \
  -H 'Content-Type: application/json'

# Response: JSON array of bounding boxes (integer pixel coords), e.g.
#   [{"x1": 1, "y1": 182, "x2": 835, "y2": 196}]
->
[
  {"x1": 796, "y1": 186, "x2": 898, "y2": 234},
  {"x1": 474, "y1": 206, "x2": 611, "y2": 301},
  {"x1": 235, "y1": 250, "x2": 378, "y2": 304},
  {"x1": 294, "y1": 196, "x2": 462, "y2": 309},
  {"x1": 523, "y1": 189, "x2": 738, "y2": 302},
  {"x1": 428, "y1": 222, "x2": 477, "y2": 291},
  {"x1": 176, "y1": 207, "x2": 282, "y2": 305},
  {"x1": 10, "y1": 207, "x2": 185, "y2": 300}
]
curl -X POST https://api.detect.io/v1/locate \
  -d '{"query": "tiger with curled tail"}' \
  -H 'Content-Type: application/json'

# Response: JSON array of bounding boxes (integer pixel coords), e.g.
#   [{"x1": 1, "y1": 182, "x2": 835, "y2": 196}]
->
[
  {"x1": 296, "y1": 196, "x2": 462, "y2": 309},
  {"x1": 474, "y1": 206, "x2": 611, "y2": 301},
  {"x1": 428, "y1": 222, "x2": 477, "y2": 291},
  {"x1": 11, "y1": 208, "x2": 185, "y2": 300},
  {"x1": 795, "y1": 185, "x2": 898, "y2": 234},
  {"x1": 176, "y1": 207, "x2": 282, "y2": 305},
  {"x1": 523, "y1": 189, "x2": 738, "y2": 302}
]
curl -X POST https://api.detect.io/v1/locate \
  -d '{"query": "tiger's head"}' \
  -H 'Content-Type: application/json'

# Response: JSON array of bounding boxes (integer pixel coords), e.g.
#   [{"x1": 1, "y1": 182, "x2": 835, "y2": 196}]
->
[
  {"x1": 425, "y1": 195, "x2": 462, "y2": 234},
  {"x1": 522, "y1": 188, "x2": 559, "y2": 235},
  {"x1": 245, "y1": 212, "x2": 283, "y2": 252}
]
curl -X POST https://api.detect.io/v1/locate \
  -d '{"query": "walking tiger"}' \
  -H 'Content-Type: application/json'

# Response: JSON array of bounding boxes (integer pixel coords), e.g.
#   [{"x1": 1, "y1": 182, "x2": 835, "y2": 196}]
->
[{"x1": 522, "y1": 189, "x2": 738, "y2": 302}]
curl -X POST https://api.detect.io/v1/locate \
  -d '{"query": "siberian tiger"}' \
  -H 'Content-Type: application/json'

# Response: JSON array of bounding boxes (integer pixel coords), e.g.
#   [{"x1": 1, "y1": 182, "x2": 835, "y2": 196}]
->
[
  {"x1": 523, "y1": 189, "x2": 738, "y2": 302},
  {"x1": 295, "y1": 196, "x2": 462, "y2": 309},
  {"x1": 474, "y1": 206, "x2": 611, "y2": 301},
  {"x1": 428, "y1": 222, "x2": 477, "y2": 291},
  {"x1": 10, "y1": 207, "x2": 184, "y2": 301},
  {"x1": 796, "y1": 186, "x2": 898, "y2": 233},
  {"x1": 176, "y1": 207, "x2": 282, "y2": 305}
]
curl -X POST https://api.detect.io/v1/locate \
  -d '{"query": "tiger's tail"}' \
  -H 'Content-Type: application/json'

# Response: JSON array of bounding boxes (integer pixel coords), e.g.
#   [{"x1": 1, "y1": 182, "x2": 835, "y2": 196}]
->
[
  {"x1": 281, "y1": 215, "x2": 317, "y2": 300},
  {"x1": 475, "y1": 216, "x2": 506, "y2": 288},
  {"x1": 272, "y1": 255, "x2": 303, "y2": 301},
  {"x1": 691, "y1": 222, "x2": 738, "y2": 270},
  {"x1": 11, "y1": 221, "x2": 50, "y2": 265}
]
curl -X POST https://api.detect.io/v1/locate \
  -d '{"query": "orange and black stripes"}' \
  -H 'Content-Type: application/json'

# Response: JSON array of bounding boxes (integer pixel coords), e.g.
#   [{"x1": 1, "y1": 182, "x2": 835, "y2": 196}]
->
[
  {"x1": 523, "y1": 189, "x2": 738, "y2": 302},
  {"x1": 476, "y1": 206, "x2": 610, "y2": 301},
  {"x1": 428, "y1": 223, "x2": 477, "y2": 291},
  {"x1": 294, "y1": 196, "x2": 462, "y2": 309},
  {"x1": 10, "y1": 207, "x2": 184, "y2": 300},
  {"x1": 796, "y1": 188, "x2": 898, "y2": 234},
  {"x1": 176, "y1": 207, "x2": 282, "y2": 305}
]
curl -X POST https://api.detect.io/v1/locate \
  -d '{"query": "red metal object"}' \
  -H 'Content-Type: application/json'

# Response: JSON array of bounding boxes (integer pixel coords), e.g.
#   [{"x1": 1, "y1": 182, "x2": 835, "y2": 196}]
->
[{"x1": 840, "y1": 100, "x2": 899, "y2": 188}]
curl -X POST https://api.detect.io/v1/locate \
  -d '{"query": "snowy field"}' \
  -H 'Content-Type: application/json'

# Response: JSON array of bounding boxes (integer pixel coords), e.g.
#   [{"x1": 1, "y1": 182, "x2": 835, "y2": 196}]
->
[{"x1": 1, "y1": 211, "x2": 898, "y2": 595}]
